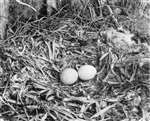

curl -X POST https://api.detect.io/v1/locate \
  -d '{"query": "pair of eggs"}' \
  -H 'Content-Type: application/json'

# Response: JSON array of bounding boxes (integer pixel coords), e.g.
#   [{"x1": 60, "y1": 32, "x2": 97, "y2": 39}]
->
[{"x1": 60, "y1": 65, "x2": 97, "y2": 85}]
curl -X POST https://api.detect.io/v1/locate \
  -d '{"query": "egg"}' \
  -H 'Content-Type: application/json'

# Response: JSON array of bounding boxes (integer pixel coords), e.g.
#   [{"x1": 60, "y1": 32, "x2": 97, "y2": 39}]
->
[
  {"x1": 78, "y1": 65, "x2": 97, "y2": 80},
  {"x1": 60, "y1": 68, "x2": 78, "y2": 85}
]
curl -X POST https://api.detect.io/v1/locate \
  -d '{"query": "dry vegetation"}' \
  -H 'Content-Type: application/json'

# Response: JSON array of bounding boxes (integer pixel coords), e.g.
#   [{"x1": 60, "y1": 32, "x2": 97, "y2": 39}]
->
[{"x1": 0, "y1": 0, "x2": 150, "y2": 121}]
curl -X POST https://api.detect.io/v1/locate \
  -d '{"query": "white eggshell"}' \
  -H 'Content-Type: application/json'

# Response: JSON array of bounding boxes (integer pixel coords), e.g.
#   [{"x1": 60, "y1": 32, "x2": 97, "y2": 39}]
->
[
  {"x1": 78, "y1": 65, "x2": 97, "y2": 80},
  {"x1": 60, "y1": 68, "x2": 78, "y2": 85}
]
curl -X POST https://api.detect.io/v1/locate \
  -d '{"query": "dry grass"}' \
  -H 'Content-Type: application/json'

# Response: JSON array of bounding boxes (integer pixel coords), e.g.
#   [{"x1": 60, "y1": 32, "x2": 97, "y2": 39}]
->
[{"x1": 0, "y1": 0, "x2": 150, "y2": 121}]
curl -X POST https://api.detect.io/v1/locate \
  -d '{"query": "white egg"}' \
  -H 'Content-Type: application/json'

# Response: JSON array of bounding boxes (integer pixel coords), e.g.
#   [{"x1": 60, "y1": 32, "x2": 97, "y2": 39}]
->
[
  {"x1": 78, "y1": 65, "x2": 97, "y2": 81},
  {"x1": 60, "y1": 68, "x2": 78, "y2": 85}
]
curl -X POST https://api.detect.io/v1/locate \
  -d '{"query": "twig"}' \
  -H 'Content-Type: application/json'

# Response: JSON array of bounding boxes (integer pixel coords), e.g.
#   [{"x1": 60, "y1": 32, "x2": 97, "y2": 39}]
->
[{"x1": 16, "y1": 0, "x2": 37, "y2": 12}]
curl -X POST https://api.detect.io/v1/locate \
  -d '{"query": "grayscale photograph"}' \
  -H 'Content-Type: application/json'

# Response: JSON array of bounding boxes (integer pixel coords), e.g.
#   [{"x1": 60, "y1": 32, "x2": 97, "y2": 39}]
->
[{"x1": 0, "y1": 0, "x2": 150, "y2": 121}]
